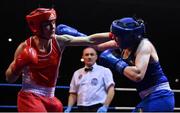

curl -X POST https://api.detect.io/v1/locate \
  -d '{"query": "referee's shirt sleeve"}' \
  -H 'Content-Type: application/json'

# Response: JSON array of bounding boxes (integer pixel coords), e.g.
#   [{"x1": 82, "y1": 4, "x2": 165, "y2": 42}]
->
[
  {"x1": 69, "y1": 71, "x2": 78, "y2": 93},
  {"x1": 103, "y1": 68, "x2": 115, "y2": 90}
]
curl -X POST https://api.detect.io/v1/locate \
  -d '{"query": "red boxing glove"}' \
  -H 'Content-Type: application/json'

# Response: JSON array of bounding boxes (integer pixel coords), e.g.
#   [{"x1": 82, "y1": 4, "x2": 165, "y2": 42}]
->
[{"x1": 12, "y1": 46, "x2": 38, "y2": 74}]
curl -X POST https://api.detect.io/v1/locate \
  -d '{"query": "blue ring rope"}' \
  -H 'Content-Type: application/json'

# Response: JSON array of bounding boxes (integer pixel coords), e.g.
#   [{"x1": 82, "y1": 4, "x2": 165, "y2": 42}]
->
[
  {"x1": 0, "y1": 105, "x2": 116, "y2": 109},
  {"x1": 0, "y1": 83, "x2": 115, "y2": 109},
  {"x1": 0, "y1": 83, "x2": 69, "y2": 89}
]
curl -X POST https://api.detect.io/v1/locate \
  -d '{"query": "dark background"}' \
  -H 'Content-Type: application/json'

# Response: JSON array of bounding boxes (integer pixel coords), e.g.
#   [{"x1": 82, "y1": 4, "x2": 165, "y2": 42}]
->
[{"x1": 0, "y1": 0, "x2": 180, "y2": 112}]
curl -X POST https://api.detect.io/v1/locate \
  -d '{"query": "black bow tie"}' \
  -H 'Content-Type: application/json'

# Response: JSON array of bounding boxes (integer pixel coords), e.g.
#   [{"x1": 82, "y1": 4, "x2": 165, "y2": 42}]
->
[{"x1": 84, "y1": 67, "x2": 93, "y2": 72}]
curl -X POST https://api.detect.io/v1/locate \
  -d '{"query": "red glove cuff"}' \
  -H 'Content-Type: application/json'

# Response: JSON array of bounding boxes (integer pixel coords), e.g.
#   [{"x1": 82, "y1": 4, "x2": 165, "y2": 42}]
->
[{"x1": 109, "y1": 32, "x2": 115, "y2": 39}]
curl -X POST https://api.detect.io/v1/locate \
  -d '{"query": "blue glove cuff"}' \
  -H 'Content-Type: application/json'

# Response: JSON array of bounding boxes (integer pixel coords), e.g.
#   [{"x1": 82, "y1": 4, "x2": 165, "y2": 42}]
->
[{"x1": 115, "y1": 59, "x2": 128, "y2": 75}]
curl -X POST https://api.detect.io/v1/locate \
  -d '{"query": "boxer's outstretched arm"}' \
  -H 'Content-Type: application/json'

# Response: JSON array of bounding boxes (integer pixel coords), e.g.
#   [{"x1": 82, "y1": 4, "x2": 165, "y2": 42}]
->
[
  {"x1": 56, "y1": 32, "x2": 113, "y2": 47},
  {"x1": 93, "y1": 40, "x2": 119, "y2": 51}
]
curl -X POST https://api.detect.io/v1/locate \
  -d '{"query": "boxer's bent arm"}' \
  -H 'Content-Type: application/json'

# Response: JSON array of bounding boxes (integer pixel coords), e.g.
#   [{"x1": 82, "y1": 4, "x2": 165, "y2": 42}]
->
[
  {"x1": 5, "y1": 42, "x2": 26, "y2": 83},
  {"x1": 5, "y1": 61, "x2": 20, "y2": 83},
  {"x1": 123, "y1": 40, "x2": 151, "y2": 82}
]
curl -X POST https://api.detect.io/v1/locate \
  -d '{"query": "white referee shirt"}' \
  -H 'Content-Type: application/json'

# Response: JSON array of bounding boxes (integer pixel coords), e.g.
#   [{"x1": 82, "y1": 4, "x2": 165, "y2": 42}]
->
[{"x1": 69, "y1": 63, "x2": 115, "y2": 106}]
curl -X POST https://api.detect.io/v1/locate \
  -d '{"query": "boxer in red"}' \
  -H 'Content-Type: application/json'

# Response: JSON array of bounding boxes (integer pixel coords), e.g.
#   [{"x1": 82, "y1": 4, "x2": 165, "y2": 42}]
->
[{"x1": 5, "y1": 8, "x2": 113, "y2": 112}]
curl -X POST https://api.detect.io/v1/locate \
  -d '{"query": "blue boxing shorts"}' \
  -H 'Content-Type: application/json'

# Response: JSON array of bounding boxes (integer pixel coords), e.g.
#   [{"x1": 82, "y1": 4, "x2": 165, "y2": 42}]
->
[{"x1": 132, "y1": 89, "x2": 175, "y2": 112}]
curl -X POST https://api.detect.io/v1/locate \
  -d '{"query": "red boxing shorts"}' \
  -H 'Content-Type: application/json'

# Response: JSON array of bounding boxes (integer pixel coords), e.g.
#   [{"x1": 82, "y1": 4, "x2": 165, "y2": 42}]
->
[{"x1": 17, "y1": 90, "x2": 63, "y2": 112}]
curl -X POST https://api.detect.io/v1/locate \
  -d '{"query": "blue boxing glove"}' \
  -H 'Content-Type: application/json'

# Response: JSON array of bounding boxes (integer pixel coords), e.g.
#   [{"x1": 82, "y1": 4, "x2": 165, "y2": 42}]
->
[
  {"x1": 99, "y1": 49, "x2": 128, "y2": 75},
  {"x1": 99, "y1": 49, "x2": 120, "y2": 69},
  {"x1": 56, "y1": 24, "x2": 87, "y2": 36},
  {"x1": 97, "y1": 105, "x2": 108, "y2": 113},
  {"x1": 64, "y1": 106, "x2": 72, "y2": 113}
]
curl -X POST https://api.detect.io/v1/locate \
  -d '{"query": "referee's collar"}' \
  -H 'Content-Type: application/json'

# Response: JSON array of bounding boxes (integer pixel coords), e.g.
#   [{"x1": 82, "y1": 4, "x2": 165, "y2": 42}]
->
[{"x1": 84, "y1": 63, "x2": 97, "y2": 71}]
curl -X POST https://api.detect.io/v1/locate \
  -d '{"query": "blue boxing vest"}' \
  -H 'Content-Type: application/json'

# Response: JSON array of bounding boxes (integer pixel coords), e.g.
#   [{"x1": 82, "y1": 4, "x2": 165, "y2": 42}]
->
[{"x1": 136, "y1": 62, "x2": 168, "y2": 93}]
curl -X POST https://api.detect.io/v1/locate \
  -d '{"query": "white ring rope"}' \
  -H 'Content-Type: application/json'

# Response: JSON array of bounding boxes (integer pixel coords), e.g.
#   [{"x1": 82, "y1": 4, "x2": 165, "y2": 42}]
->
[
  {"x1": 115, "y1": 88, "x2": 180, "y2": 93},
  {"x1": 113, "y1": 107, "x2": 180, "y2": 110}
]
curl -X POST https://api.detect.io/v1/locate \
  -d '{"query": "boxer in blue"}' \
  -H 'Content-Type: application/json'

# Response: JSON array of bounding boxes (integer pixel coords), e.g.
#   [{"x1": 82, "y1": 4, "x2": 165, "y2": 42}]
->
[{"x1": 98, "y1": 17, "x2": 175, "y2": 112}]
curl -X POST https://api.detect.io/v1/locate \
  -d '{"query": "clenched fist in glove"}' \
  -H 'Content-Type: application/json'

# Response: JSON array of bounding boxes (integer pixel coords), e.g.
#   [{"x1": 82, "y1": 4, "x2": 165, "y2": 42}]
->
[
  {"x1": 56, "y1": 24, "x2": 87, "y2": 36},
  {"x1": 99, "y1": 49, "x2": 128, "y2": 75},
  {"x1": 12, "y1": 46, "x2": 38, "y2": 74}
]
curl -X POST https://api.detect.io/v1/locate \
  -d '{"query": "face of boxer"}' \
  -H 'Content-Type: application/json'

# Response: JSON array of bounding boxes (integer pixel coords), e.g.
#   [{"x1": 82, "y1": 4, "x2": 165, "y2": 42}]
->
[
  {"x1": 82, "y1": 48, "x2": 97, "y2": 67},
  {"x1": 41, "y1": 20, "x2": 56, "y2": 40}
]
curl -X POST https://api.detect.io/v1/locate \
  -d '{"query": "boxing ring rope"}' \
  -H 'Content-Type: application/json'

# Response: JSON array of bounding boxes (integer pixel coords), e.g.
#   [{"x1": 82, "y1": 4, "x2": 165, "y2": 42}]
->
[
  {"x1": 0, "y1": 83, "x2": 180, "y2": 111},
  {"x1": 115, "y1": 87, "x2": 180, "y2": 93}
]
